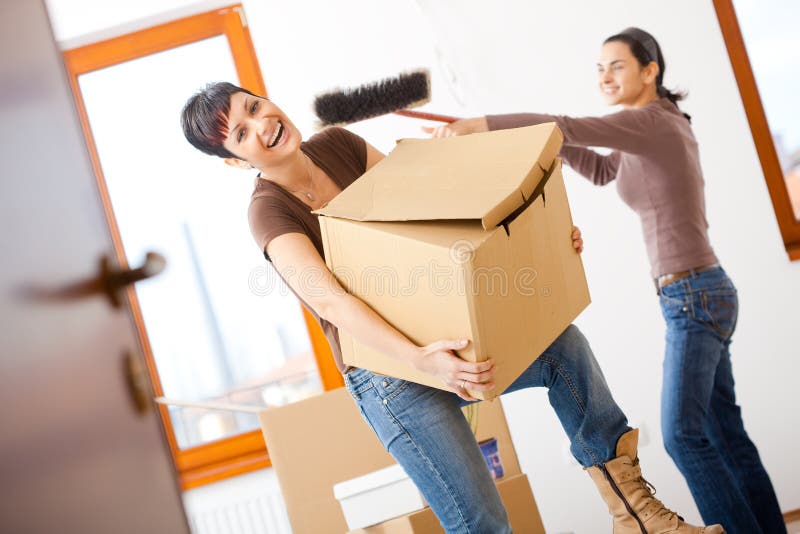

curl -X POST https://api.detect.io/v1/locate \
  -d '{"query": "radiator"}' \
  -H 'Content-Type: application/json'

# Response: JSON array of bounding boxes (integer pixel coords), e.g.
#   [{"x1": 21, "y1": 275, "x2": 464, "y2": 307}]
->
[{"x1": 183, "y1": 469, "x2": 292, "y2": 534}]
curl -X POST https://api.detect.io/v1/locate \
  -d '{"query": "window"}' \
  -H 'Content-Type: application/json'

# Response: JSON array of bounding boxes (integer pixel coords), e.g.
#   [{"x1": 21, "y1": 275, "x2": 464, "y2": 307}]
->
[
  {"x1": 714, "y1": 0, "x2": 800, "y2": 259},
  {"x1": 63, "y1": 4, "x2": 343, "y2": 489}
]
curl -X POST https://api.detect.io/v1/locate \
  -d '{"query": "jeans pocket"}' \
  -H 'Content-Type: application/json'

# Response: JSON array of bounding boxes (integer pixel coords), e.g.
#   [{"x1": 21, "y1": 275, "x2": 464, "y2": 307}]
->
[
  {"x1": 373, "y1": 374, "x2": 414, "y2": 401},
  {"x1": 345, "y1": 368, "x2": 374, "y2": 400},
  {"x1": 659, "y1": 294, "x2": 689, "y2": 321},
  {"x1": 697, "y1": 288, "x2": 738, "y2": 339}
]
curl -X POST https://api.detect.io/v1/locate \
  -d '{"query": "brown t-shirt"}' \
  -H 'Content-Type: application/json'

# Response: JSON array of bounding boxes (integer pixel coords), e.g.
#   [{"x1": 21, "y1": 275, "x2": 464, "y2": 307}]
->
[
  {"x1": 487, "y1": 98, "x2": 718, "y2": 278},
  {"x1": 248, "y1": 126, "x2": 367, "y2": 374}
]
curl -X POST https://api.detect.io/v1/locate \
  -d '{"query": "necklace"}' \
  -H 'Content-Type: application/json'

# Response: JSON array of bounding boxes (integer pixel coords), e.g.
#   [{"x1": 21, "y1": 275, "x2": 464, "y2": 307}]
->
[
  {"x1": 291, "y1": 154, "x2": 315, "y2": 202},
  {"x1": 269, "y1": 153, "x2": 318, "y2": 204}
]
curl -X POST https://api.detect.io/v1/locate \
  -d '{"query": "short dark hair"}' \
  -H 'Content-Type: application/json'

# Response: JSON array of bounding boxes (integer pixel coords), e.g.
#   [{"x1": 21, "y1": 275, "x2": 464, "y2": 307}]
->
[{"x1": 180, "y1": 81, "x2": 260, "y2": 159}]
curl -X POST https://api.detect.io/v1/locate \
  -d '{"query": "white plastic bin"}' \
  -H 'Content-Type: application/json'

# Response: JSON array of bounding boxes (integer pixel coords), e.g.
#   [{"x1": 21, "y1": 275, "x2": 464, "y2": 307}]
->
[{"x1": 333, "y1": 464, "x2": 428, "y2": 530}]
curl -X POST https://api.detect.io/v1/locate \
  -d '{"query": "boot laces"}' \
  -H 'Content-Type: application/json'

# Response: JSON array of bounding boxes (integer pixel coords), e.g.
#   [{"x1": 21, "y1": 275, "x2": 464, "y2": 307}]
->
[{"x1": 632, "y1": 459, "x2": 683, "y2": 523}]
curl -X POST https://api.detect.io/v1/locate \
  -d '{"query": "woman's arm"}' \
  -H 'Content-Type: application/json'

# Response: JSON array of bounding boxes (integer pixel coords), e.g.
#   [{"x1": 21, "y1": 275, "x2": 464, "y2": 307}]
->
[
  {"x1": 267, "y1": 232, "x2": 495, "y2": 401},
  {"x1": 425, "y1": 109, "x2": 657, "y2": 155},
  {"x1": 486, "y1": 110, "x2": 656, "y2": 155},
  {"x1": 423, "y1": 116, "x2": 622, "y2": 186},
  {"x1": 560, "y1": 146, "x2": 620, "y2": 186}
]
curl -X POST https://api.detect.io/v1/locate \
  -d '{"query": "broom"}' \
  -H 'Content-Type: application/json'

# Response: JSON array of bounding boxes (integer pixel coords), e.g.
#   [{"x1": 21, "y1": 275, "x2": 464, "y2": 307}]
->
[{"x1": 313, "y1": 69, "x2": 459, "y2": 127}]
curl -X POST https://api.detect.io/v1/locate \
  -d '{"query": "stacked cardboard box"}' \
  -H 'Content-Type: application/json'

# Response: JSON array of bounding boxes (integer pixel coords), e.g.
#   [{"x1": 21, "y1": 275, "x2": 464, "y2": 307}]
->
[{"x1": 260, "y1": 388, "x2": 545, "y2": 533}]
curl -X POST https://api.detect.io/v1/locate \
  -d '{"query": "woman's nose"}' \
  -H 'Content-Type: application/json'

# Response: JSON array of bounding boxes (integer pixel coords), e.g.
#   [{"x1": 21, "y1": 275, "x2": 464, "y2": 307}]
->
[{"x1": 255, "y1": 116, "x2": 270, "y2": 137}]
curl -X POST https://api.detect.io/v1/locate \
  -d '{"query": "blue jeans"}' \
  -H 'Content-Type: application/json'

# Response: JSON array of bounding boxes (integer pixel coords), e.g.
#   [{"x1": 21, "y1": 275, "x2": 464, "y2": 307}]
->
[
  {"x1": 659, "y1": 266, "x2": 785, "y2": 534},
  {"x1": 344, "y1": 324, "x2": 630, "y2": 534}
]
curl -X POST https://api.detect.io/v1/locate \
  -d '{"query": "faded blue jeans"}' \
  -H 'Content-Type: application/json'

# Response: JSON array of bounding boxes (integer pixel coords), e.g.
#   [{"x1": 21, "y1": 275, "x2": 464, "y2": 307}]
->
[
  {"x1": 344, "y1": 324, "x2": 630, "y2": 533},
  {"x1": 659, "y1": 266, "x2": 785, "y2": 534}
]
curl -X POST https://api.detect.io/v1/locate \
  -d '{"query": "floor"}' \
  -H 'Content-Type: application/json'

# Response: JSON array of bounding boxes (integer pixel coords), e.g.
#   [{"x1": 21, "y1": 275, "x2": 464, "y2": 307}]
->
[{"x1": 788, "y1": 517, "x2": 800, "y2": 534}]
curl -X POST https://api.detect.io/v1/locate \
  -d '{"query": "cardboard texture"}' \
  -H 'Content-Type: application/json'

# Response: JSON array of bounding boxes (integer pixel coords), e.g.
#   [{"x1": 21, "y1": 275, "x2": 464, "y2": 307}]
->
[
  {"x1": 349, "y1": 474, "x2": 545, "y2": 534},
  {"x1": 316, "y1": 124, "x2": 591, "y2": 399},
  {"x1": 259, "y1": 388, "x2": 526, "y2": 534}
]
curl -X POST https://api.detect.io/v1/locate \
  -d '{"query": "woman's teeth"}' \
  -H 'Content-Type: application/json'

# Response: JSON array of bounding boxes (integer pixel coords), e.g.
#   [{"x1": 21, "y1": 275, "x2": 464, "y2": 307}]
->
[{"x1": 268, "y1": 122, "x2": 284, "y2": 148}]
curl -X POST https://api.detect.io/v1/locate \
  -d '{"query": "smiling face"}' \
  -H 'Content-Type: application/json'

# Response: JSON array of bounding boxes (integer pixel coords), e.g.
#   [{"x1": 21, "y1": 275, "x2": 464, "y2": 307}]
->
[
  {"x1": 222, "y1": 92, "x2": 302, "y2": 170},
  {"x1": 597, "y1": 40, "x2": 658, "y2": 107}
]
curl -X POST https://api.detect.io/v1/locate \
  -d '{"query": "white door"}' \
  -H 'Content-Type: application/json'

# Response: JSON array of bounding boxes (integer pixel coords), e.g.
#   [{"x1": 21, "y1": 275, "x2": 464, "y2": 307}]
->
[{"x1": 0, "y1": 1, "x2": 190, "y2": 532}]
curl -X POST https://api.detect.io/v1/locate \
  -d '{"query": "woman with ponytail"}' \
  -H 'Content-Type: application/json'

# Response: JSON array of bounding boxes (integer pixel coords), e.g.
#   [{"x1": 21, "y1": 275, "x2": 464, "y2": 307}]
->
[{"x1": 429, "y1": 27, "x2": 785, "y2": 534}]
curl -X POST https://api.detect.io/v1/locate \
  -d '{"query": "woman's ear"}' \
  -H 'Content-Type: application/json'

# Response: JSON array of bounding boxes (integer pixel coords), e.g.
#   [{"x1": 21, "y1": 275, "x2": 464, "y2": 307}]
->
[
  {"x1": 643, "y1": 61, "x2": 660, "y2": 85},
  {"x1": 224, "y1": 157, "x2": 253, "y2": 170}
]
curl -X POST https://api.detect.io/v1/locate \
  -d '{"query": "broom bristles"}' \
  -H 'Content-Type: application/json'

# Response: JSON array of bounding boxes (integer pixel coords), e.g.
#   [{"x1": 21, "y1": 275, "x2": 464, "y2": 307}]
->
[{"x1": 313, "y1": 69, "x2": 431, "y2": 127}]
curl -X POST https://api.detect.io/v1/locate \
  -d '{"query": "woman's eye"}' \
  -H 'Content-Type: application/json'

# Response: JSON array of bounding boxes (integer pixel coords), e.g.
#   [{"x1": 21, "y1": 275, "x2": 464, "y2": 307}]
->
[
  {"x1": 250, "y1": 101, "x2": 258, "y2": 114},
  {"x1": 238, "y1": 129, "x2": 245, "y2": 142}
]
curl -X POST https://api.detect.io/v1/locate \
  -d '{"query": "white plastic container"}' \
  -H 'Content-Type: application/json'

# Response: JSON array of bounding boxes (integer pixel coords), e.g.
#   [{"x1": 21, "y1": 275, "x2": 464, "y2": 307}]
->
[{"x1": 333, "y1": 464, "x2": 428, "y2": 530}]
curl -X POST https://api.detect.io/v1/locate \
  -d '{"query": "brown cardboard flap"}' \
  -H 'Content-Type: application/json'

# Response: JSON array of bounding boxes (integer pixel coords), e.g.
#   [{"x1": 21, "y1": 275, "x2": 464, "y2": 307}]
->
[{"x1": 315, "y1": 123, "x2": 563, "y2": 230}]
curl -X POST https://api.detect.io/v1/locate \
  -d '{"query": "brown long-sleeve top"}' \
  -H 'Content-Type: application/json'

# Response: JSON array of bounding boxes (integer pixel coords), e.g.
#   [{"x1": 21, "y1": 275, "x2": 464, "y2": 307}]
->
[{"x1": 487, "y1": 98, "x2": 718, "y2": 278}]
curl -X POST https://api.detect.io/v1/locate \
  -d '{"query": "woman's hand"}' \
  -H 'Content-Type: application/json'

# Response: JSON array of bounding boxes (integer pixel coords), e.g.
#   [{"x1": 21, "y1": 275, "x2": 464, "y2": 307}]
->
[
  {"x1": 422, "y1": 116, "x2": 489, "y2": 138},
  {"x1": 410, "y1": 339, "x2": 496, "y2": 401},
  {"x1": 572, "y1": 225, "x2": 584, "y2": 254}
]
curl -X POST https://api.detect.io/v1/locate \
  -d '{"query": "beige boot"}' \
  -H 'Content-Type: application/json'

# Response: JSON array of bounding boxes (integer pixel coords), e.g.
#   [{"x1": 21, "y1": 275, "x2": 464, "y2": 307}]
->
[{"x1": 586, "y1": 429, "x2": 725, "y2": 534}]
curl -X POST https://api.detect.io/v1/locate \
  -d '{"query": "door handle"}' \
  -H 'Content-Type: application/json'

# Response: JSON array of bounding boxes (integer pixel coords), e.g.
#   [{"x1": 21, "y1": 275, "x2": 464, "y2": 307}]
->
[
  {"x1": 23, "y1": 251, "x2": 166, "y2": 308},
  {"x1": 100, "y1": 252, "x2": 166, "y2": 308}
]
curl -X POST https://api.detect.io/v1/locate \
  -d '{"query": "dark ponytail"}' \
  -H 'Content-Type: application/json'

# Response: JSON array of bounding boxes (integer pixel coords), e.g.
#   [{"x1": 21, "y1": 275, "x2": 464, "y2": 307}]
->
[{"x1": 604, "y1": 28, "x2": 691, "y2": 122}]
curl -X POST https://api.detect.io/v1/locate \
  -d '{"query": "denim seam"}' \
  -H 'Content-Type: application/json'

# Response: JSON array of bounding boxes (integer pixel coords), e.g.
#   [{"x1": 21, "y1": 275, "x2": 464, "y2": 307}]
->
[
  {"x1": 701, "y1": 292, "x2": 722, "y2": 339},
  {"x1": 708, "y1": 407, "x2": 746, "y2": 486},
  {"x1": 578, "y1": 434, "x2": 600, "y2": 467},
  {"x1": 348, "y1": 381, "x2": 374, "y2": 400},
  {"x1": 346, "y1": 370, "x2": 375, "y2": 399},
  {"x1": 707, "y1": 343, "x2": 747, "y2": 488},
  {"x1": 538, "y1": 354, "x2": 586, "y2": 414},
  {"x1": 665, "y1": 322, "x2": 691, "y2": 450},
  {"x1": 687, "y1": 287, "x2": 697, "y2": 318},
  {"x1": 538, "y1": 354, "x2": 599, "y2": 466},
  {"x1": 344, "y1": 378, "x2": 358, "y2": 400},
  {"x1": 386, "y1": 379, "x2": 412, "y2": 402},
  {"x1": 381, "y1": 401, "x2": 473, "y2": 533}
]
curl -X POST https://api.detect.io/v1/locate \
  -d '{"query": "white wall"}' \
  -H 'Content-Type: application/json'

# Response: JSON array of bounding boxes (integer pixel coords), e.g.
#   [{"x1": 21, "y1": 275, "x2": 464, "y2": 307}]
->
[{"x1": 46, "y1": 1, "x2": 799, "y2": 532}]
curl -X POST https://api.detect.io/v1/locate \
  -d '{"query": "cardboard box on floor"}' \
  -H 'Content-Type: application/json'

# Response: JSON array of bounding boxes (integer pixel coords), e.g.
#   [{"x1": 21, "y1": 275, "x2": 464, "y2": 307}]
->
[
  {"x1": 348, "y1": 473, "x2": 539, "y2": 534},
  {"x1": 259, "y1": 387, "x2": 545, "y2": 534},
  {"x1": 316, "y1": 124, "x2": 590, "y2": 400}
]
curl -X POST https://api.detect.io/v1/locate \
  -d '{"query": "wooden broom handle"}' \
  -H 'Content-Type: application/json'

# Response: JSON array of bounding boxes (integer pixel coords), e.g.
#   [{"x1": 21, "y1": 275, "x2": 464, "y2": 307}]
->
[{"x1": 392, "y1": 109, "x2": 459, "y2": 123}]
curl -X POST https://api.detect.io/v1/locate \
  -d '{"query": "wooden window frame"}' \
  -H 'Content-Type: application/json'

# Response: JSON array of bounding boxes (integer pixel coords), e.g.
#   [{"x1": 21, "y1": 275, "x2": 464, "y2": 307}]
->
[
  {"x1": 713, "y1": 0, "x2": 800, "y2": 260},
  {"x1": 62, "y1": 4, "x2": 344, "y2": 490}
]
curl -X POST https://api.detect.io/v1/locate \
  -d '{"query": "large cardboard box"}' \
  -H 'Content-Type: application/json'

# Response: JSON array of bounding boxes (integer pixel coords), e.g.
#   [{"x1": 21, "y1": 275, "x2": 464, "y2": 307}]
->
[
  {"x1": 259, "y1": 388, "x2": 541, "y2": 534},
  {"x1": 316, "y1": 124, "x2": 590, "y2": 400}
]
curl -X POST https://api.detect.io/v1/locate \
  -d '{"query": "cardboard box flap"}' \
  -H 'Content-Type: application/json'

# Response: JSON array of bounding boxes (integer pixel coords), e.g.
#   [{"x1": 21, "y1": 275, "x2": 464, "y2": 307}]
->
[{"x1": 315, "y1": 123, "x2": 563, "y2": 230}]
